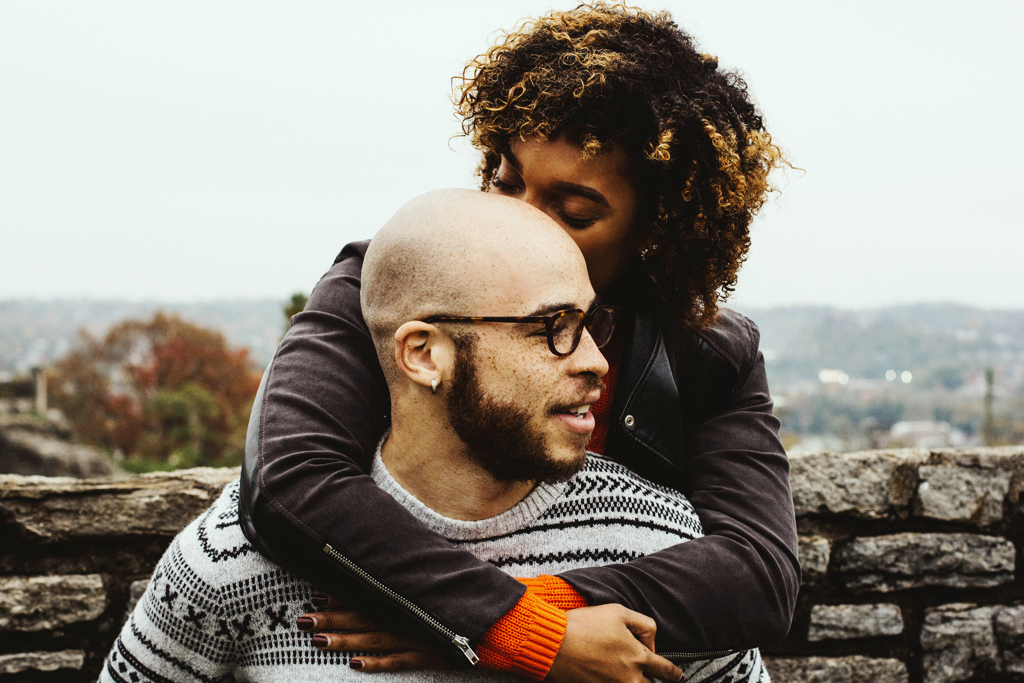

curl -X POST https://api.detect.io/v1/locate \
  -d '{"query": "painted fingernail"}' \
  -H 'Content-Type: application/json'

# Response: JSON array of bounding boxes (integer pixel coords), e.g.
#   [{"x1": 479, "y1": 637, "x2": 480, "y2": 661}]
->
[
  {"x1": 311, "y1": 593, "x2": 330, "y2": 608},
  {"x1": 296, "y1": 617, "x2": 315, "y2": 631},
  {"x1": 350, "y1": 659, "x2": 364, "y2": 670},
  {"x1": 311, "y1": 635, "x2": 330, "y2": 648}
]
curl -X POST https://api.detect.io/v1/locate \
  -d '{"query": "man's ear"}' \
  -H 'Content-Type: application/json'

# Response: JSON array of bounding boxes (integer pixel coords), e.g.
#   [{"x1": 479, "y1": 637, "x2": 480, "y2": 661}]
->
[{"x1": 394, "y1": 321, "x2": 451, "y2": 391}]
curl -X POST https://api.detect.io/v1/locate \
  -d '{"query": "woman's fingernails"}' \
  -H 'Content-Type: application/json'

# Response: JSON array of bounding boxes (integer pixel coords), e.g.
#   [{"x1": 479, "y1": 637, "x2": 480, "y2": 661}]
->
[
  {"x1": 296, "y1": 617, "x2": 315, "y2": 631},
  {"x1": 311, "y1": 593, "x2": 330, "y2": 608},
  {"x1": 350, "y1": 659, "x2": 364, "y2": 670},
  {"x1": 311, "y1": 635, "x2": 330, "y2": 648}
]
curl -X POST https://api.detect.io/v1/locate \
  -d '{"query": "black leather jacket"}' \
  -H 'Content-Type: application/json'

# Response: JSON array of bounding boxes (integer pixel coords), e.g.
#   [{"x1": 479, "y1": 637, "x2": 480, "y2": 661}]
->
[{"x1": 240, "y1": 241, "x2": 799, "y2": 666}]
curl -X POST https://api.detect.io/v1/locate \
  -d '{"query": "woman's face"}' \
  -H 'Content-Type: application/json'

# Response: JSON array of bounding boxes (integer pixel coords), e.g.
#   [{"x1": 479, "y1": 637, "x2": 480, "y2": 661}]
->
[{"x1": 489, "y1": 136, "x2": 649, "y2": 293}]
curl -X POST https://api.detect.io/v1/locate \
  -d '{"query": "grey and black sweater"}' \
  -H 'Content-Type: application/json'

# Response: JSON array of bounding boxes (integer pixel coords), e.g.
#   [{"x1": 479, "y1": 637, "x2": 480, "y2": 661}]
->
[{"x1": 102, "y1": 453, "x2": 768, "y2": 683}]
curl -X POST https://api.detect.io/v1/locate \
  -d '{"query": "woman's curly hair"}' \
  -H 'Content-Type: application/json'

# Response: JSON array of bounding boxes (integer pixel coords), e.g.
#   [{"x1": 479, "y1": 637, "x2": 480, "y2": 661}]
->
[{"x1": 456, "y1": 2, "x2": 786, "y2": 329}]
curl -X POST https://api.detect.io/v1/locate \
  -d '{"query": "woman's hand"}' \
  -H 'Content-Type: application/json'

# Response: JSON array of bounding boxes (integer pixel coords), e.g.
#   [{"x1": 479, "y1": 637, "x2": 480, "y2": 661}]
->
[
  {"x1": 296, "y1": 594, "x2": 449, "y2": 672},
  {"x1": 547, "y1": 604, "x2": 684, "y2": 683}
]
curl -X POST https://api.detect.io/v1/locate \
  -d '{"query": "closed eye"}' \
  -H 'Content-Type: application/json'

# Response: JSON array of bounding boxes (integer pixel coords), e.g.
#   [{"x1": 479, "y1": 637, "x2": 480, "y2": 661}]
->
[{"x1": 553, "y1": 206, "x2": 598, "y2": 229}]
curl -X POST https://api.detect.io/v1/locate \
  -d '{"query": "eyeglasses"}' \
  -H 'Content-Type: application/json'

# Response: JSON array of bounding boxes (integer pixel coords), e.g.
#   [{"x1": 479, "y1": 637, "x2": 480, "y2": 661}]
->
[{"x1": 422, "y1": 304, "x2": 618, "y2": 357}]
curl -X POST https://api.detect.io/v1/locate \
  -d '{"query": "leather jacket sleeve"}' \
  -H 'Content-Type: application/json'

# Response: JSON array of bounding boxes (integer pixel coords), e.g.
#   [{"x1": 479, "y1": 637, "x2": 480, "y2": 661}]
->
[{"x1": 557, "y1": 310, "x2": 800, "y2": 651}]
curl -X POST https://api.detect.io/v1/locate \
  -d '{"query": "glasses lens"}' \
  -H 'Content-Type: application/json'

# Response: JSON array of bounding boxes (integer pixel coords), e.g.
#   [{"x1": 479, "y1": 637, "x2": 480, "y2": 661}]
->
[
  {"x1": 586, "y1": 307, "x2": 615, "y2": 348},
  {"x1": 551, "y1": 310, "x2": 584, "y2": 354}
]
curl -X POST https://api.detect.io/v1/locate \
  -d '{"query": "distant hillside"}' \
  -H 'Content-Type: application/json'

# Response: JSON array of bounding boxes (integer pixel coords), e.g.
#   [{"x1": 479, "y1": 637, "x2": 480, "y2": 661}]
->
[
  {"x1": 736, "y1": 304, "x2": 1024, "y2": 393},
  {"x1": 0, "y1": 299, "x2": 286, "y2": 376},
  {"x1": 3, "y1": 300, "x2": 1023, "y2": 395}
]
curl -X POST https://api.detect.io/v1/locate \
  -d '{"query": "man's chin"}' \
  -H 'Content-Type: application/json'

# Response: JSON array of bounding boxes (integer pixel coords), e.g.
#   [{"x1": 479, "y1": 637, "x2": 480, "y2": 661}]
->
[{"x1": 529, "y1": 446, "x2": 589, "y2": 485}]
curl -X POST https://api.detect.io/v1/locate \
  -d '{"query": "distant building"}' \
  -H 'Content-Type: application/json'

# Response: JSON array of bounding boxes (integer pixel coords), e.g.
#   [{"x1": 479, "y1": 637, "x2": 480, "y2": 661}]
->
[{"x1": 887, "y1": 421, "x2": 968, "y2": 448}]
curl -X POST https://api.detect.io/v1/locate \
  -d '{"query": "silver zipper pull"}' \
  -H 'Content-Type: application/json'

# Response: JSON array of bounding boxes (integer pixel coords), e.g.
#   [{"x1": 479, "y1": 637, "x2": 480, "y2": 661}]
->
[{"x1": 453, "y1": 635, "x2": 480, "y2": 666}]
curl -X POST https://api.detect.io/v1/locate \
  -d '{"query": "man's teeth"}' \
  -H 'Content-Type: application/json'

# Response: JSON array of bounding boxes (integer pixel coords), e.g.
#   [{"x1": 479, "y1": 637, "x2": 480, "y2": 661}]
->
[{"x1": 567, "y1": 405, "x2": 591, "y2": 416}]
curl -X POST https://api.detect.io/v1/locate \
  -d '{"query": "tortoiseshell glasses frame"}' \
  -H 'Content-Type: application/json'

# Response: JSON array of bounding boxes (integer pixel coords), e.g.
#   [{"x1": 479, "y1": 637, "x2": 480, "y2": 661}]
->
[{"x1": 422, "y1": 304, "x2": 618, "y2": 357}]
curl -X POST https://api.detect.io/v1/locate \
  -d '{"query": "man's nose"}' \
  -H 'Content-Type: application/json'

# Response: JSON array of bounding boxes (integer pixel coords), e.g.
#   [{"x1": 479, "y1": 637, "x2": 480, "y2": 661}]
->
[{"x1": 571, "y1": 327, "x2": 609, "y2": 378}]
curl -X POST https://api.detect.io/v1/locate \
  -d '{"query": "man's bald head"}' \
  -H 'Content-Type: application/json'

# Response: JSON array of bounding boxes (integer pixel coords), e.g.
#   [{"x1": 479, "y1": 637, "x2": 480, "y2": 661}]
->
[{"x1": 361, "y1": 189, "x2": 588, "y2": 383}]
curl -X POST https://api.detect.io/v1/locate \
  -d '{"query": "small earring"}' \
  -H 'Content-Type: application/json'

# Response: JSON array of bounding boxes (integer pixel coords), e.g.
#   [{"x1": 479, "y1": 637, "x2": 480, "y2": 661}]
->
[
  {"x1": 431, "y1": 378, "x2": 439, "y2": 395},
  {"x1": 639, "y1": 248, "x2": 649, "y2": 261}
]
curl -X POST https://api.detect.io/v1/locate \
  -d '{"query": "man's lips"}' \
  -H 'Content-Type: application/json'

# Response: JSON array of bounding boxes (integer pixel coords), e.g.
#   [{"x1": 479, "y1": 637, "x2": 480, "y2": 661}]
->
[
  {"x1": 550, "y1": 389, "x2": 603, "y2": 416},
  {"x1": 550, "y1": 389, "x2": 603, "y2": 435}
]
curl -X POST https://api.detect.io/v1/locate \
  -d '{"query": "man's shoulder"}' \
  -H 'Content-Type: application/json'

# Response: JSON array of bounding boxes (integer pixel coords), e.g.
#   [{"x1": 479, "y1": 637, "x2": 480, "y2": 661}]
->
[
  {"x1": 107, "y1": 481, "x2": 328, "y2": 682},
  {"x1": 171, "y1": 479, "x2": 277, "y2": 587},
  {"x1": 145, "y1": 479, "x2": 317, "y2": 637}
]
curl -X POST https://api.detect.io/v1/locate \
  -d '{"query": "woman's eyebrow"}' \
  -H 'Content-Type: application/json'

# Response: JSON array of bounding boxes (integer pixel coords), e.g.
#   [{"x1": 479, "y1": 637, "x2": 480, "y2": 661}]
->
[
  {"x1": 551, "y1": 181, "x2": 610, "y2": 208},
  {"x1": 503, "y1": 148, "x2": 525, "y2": 171},
  {"x1": 503, "y1": 149, "x2": 611, "y2": 208}
]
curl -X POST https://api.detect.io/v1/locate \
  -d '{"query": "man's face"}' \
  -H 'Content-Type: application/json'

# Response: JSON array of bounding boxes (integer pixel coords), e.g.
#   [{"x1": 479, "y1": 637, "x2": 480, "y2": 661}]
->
[
  {"x1": 441, "y1": 274, "x2": 609, "y2": 484},
  {"x1": 445, "y1": 332, "x2": 604, "y2": 483}
]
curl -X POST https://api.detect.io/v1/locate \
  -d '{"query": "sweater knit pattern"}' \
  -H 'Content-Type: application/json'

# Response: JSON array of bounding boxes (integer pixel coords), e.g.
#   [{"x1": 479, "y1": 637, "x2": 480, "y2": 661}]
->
[{"x1": 101, "y1": 454, "x2": 768, "y2": 682}]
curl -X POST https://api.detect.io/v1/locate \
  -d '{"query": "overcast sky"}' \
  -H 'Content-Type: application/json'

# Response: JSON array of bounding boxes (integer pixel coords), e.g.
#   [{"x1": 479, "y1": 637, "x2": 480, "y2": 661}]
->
[{"x1": 2, "y1": 1, "x2": 1022, "y2": 309}]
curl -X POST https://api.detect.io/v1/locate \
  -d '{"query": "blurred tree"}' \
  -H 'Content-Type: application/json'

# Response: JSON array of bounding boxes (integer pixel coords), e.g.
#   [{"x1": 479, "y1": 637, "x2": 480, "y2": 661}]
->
[
  {"x1": 283, "y1": 292, "x2": 308, "y2": 335},
  {"x1": 50, "y1": 313, "x2": 262, "y2": 470},
  {"x1": 925, "y1": 362, "x2": 966, "y2": 391},
  {"x1": 868, "y1": 398, "x2": 906, "y2": 432}
]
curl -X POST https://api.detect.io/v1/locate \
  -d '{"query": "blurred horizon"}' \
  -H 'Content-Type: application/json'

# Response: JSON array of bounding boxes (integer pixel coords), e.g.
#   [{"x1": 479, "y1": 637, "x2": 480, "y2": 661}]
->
[{"x1": 4, "y1": 298, "x2": 1022, "y2": 453}]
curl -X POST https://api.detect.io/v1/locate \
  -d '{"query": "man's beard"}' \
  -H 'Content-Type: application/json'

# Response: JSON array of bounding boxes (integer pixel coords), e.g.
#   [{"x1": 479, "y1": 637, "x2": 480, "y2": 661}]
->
[{"x1": 444, "y1": 334, "x2": 597, "y2": 485}]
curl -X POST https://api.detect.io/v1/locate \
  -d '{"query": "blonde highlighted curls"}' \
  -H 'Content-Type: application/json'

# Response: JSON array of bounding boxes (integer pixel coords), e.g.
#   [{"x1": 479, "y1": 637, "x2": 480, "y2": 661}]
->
[{"x1": 455, "y1": 2, "x2": 786, "y2": 329}]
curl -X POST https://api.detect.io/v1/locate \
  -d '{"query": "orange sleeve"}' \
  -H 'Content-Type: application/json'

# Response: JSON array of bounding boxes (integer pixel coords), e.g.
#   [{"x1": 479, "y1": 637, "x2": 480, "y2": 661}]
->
[
  {"x1": 475, "y1": 576, "x2": 590, "y2": 680},
  {"x1": 517, "y1": 575, "x2": 589, "y2": 610}
]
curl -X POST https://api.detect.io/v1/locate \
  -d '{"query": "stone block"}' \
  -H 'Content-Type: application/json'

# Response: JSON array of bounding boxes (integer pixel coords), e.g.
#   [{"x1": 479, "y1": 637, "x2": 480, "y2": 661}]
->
[
  {"x1": 124, "y1": 578, "x2": 150, "y2": 621},
  {"x1": 916, "y1": 464, "x2": 1011, "y2": 526},
  {"x1": 995, "y1": 604, "x2": 1024, "y2": 674},
  {"x1": 807, "y1": 603, "x2": 904, "y2": 641},
  {"x1": 0, "y1": 574, "x2": 106, "y2": 631},
  {"x1": 0, "y1": 466, "x2": 239, "y2": 542},
  {"x1": 764, "y1": 656, "x2": 908, "y2": 683},
  {"x1": 921, "y1": 603, "x2": 999, "y2": 683},
  {"x1": 789, "y1": 449, "x2": 924, "y2": 518},
  {"x1": 0, "y1": 650, "x2": 85, "y2": 674},
  {"x1": 833, "y1": 533, "x2": 1015, "y2": 592},
  {"x1": 799, "y1": 536, "x2": 830, "y2": 583}
]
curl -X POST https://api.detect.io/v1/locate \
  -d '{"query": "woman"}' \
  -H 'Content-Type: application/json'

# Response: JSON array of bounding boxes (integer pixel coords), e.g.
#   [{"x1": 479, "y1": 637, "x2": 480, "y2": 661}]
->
[{"x1": 240, "y1": 3, "x2": 798, "y2": 678}]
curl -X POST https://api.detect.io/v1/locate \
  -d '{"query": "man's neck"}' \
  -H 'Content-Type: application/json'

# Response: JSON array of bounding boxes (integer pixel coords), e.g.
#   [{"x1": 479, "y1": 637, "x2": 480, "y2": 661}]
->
[{"x1": 381, "y1": 425, "x2": 534, "y2": 521}]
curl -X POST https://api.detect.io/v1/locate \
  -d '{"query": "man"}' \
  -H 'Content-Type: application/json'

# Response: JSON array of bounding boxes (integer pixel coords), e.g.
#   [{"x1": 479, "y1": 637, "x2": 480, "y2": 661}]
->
[{"x1": 102, "y1": 190, "x2": 767, "y2": 682}]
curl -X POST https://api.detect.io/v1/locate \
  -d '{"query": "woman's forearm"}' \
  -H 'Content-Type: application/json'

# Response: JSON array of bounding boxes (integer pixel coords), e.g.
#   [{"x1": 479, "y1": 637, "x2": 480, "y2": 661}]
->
[{"x1": 561, "y1": 336, "x2": 799, "y2": 651}]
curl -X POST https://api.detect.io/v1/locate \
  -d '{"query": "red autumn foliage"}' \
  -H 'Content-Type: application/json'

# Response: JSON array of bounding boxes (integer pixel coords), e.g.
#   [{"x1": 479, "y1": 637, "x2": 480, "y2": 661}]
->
[{"x1": 51, "y1": 313, "x2": 262, "y2": 468}]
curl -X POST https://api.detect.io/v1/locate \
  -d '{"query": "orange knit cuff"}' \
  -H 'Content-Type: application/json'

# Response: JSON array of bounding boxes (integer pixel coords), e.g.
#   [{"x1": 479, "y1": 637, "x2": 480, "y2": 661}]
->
[
  {"x1": 517, "y1": 575, "x2": 590, "y2": 611},
  {"x1": 474, "y1": 591, "x2": 568, "y2": 680}
]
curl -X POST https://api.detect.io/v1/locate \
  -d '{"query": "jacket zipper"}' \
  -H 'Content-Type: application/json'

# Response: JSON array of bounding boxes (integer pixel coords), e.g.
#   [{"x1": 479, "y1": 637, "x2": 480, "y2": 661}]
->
[
  {"x1": 321, "y1": 543, "x2": 479, "y2": 665},
  {"x1": 662, "y1": 649, "x2": 735, "y2": 662}
]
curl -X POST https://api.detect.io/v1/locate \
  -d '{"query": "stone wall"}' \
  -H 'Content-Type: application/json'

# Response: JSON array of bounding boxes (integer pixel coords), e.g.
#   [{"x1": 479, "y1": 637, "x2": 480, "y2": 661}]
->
[
  {"x1": 765, "y1": 446, "x2": 1024, "y2": 683},
  {"x1": 0, "y1": 467, "x2": 238, "y2": 681},
  {"x1": 3, "y1": 447, "x2": 1024, "y2": 682}
]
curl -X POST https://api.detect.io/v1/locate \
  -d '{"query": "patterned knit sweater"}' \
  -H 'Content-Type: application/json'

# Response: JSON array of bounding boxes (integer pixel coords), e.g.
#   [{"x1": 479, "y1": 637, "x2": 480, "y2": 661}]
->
[{"x1": 101, "y1": 454, "x2": 768, "y2": 683}]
